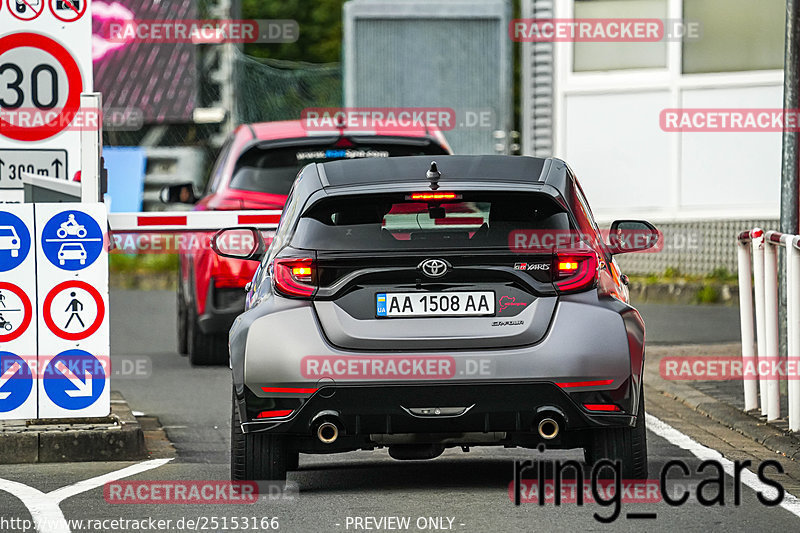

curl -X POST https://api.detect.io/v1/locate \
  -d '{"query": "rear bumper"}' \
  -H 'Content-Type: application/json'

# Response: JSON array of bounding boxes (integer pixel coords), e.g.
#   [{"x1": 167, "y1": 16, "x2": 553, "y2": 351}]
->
[{"x1": 237, "y1": 379, "x2": 637, "y2": 451}]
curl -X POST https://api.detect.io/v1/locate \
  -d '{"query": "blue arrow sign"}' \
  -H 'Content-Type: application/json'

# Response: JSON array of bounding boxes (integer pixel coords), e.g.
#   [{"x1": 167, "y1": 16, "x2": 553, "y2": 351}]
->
[
  {"x1": 0, "y1": 352, "x2": 33, "y2": 413},
  {"x1": 0, "y1": 211, "x2": 31, "y2": 273},
  {"x1": 41, "y1": 210, "x2": 103, "y2": 271},
  {"x1": 43, "y1": 350, "x2": 106, "y2": 410}
]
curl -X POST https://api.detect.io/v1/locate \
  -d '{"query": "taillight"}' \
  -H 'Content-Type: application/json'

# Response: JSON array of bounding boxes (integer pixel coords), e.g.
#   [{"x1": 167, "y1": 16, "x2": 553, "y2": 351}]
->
[
  {"x1": 552, "y1": 251, "x2": 598, "y2": 293},
  {"x1": 273, "y1": 257, "x2": 316, "y2": 298}
]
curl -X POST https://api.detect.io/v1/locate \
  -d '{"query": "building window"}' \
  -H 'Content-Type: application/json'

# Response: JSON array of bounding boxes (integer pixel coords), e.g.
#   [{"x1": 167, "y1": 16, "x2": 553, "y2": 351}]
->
[
  {"x1": 682, "y1": 0, "x2": 784, "y2": 74},
  {"x1": 573, "y1": 0, "x2": 668, "y2": 72}
]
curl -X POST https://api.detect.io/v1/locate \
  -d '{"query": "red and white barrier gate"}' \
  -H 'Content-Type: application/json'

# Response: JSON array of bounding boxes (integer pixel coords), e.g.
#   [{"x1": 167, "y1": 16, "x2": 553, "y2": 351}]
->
[
  {"x1": 737, "y1": 229, "x2": 800, "y2": 430},
  {"x1": 108, "y1": 211, "x2": 282, "y2": 232}
]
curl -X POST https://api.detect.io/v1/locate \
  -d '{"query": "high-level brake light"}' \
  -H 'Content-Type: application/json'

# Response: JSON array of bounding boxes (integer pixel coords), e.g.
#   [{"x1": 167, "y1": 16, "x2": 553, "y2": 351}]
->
[{"x1": 407, "y1": 192, "x2": 461, "y2": 201}]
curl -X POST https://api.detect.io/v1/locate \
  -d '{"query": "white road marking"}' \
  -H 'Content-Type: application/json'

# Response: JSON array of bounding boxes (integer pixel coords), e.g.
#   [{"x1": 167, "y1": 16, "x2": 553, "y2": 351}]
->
[
  {"x1": 646, "y1": 413, "x2": 800, "y2": 519},
  {"x1": 0, "y1": 458, "x2": 172, "y2": 533}
]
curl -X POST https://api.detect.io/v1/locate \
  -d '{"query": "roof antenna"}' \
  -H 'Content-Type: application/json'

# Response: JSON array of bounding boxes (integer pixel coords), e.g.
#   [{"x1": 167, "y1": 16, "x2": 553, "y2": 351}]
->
[{"x1": 426, "y1": 161, "x2": 441, "y2": 190}]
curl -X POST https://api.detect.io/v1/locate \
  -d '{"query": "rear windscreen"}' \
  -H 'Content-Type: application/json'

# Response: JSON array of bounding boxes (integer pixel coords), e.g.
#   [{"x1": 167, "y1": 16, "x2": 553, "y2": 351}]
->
[
  {"x1": 291, "y1": 192, "x2": 573, "y2": 251},
  {"x1": 230, "y1": 142, "x2": 448, "y2": 195}
]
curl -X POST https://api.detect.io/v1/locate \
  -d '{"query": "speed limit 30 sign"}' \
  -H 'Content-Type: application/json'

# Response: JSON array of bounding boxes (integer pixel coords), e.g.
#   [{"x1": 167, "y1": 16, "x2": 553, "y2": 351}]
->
[
  {"x1": 0, "y1": 1, "x2": 93, "y2": 203},
  {"x1": 0, "y1": 32, "x2": 83, "y2": 141}
]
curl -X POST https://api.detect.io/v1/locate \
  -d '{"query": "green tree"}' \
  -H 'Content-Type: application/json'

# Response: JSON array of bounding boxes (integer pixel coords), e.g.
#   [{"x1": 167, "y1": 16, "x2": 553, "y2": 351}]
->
[{"x1": 241, "y1": 0, "x2": 347, "y2": 63}]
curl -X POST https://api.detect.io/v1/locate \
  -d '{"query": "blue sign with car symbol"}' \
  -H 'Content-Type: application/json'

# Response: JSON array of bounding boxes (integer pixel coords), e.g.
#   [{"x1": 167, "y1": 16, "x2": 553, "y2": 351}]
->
[
  {"x1": 41, "y1": 210, "x2": 103, "y2": 271},
  {"x1": 0, "y1": 211, "x2": 31, "y2": 272}
]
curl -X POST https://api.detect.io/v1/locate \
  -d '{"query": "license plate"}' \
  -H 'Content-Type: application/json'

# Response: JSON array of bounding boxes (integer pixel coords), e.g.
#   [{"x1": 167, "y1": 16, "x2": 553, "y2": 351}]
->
[{"x1": 376, "y1": 291, "x2": 495, "y2": 317}]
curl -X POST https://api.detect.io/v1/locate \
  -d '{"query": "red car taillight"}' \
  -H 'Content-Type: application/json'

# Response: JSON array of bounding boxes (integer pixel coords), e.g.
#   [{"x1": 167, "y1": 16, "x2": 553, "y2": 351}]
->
[
  {"x1": 273, "y1": 257, "x2": 316, "y2": 298},
  {"x1": 552, "y1": 251, "x2": 598, "y2": 293}
]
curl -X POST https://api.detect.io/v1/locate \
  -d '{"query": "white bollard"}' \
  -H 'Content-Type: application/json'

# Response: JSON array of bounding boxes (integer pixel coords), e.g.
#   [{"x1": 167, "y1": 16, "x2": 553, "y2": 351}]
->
[
  {"x1": 752, "y1": 231, "x2": 768, "y2": 415},
  {"x1": 737, "y1": 235, "x2": 758, "y2": 411},
  {"x1": 790, "y1": 237, "x2": 800, "y2": 431},
  {"x1": 764, "y1": 233, "x2": 781, "y2": 420}
]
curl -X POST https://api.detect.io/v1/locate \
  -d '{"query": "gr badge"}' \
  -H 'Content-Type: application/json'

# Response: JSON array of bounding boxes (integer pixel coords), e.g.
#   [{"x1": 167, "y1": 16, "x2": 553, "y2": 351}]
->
[{"x1": 514, "y1": 262, "x2": 549, "y2": 271}]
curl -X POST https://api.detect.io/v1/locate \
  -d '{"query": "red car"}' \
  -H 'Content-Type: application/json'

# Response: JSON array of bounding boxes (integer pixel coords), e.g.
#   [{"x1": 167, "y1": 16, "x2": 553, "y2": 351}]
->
[{"x1": 163, "y1": 120, "x2": 452, "y2": 365}]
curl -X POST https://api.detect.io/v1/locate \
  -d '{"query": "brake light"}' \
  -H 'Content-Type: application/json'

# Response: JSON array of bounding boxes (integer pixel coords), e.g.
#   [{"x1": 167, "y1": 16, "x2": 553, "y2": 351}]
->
[
  {"x1": 553, "y1": 251, "x2": 598, "y2": 293},
  {"x1": 583, "y1": 404, "x2": 621, "y2": 412},
  {"x1": 273, "y1": 258, "x2": 316, "y2": 298},
  {"x1": 256, "y1": 410, "x2": 294, "y2": 419},
  {"x1": 407, "y1": 192, "x2": 461, "y2": 201}
]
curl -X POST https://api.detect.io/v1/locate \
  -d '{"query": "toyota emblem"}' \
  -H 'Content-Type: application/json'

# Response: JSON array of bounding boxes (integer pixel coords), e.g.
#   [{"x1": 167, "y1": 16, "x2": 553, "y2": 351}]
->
[{"x1": 419, "y1": 258, "x2": 450, "y2": 278}]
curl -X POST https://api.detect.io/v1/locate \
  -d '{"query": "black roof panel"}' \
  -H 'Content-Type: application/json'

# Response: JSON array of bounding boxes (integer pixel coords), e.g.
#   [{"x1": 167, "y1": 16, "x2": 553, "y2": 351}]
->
[{"x1": 318, "y1": 155, "x2": 549, "y2": 188}]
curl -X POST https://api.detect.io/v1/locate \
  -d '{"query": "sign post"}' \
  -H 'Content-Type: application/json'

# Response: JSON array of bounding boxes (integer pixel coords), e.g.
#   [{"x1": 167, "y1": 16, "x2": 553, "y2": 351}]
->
[
  {"x1": 0, "y1": 204, "x2": 37, "y2": 419},
  {"x1": 0, "y1": 1, "x2": 93, "y2": 203},
  {"x1": 36, "y1": 203, "x2": 109, "y2": 418}
]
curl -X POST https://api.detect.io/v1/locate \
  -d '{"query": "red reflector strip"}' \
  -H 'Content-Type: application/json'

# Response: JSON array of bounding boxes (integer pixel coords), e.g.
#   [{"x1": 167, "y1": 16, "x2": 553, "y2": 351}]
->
[
  {"x1": 137, "y1": 215, "x2": 187, "y2": 226},
  {"x1": 583, "y1": 404, "x2": 621, "y2": 412},
  {"x1": 261, "y1": 387, "x2": 318, "y2": 394},
  {"x1": 256, "y1": 410, "x2": 294, "y2": 419},
  {"x1": 238, "y1": 214, "x2": 281, "y2": 224},
  {"x1": 555, "y1": 379, "x2": 614, "y2": 388}
]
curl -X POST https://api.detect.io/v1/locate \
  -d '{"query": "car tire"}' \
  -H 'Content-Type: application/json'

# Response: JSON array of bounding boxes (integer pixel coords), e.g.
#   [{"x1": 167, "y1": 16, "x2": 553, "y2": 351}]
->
[
  {"x1": 176, "y1": 278, "x2": 188, "y2": 356},
  {"x1": 584, "y1": 385, "x2": 648, "y2": 479},
  {"x1": 231, "y1": 389, "x2": 294, "y2": 482},
  {"x1": 187, "y1": 300, "x2": 228, "y2": 366}
]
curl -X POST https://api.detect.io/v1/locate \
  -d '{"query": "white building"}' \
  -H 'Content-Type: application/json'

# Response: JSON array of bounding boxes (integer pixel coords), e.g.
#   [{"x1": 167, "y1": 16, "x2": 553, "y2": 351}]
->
[{"x1": 522, "y1": 0, "x2": 786, "y2": 274}]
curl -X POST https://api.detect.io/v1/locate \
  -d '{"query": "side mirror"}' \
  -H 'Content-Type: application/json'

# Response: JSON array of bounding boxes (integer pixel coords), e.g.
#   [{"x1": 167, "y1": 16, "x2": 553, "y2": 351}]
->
[
  {"x1": 211, "y1": 227, "x2": 267, "y2": 262},
  {"x1": 160, "y1": 182, "x2": 198, "y2": 204},
  {"x1": 607, "y1": 220, "x2": 660, "y2": 254}
]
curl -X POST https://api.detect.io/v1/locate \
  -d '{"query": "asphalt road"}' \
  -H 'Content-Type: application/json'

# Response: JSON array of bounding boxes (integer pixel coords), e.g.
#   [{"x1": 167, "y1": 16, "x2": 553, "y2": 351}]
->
[{"x1": 0, "y1": 290, "x2": 793, "y2": 533}]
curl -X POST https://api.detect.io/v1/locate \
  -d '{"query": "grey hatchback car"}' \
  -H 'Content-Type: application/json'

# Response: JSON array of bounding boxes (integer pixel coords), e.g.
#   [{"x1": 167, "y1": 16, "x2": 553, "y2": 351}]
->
[{"x1": 213, "y1": 155, "x2": 659, "y2": 482}]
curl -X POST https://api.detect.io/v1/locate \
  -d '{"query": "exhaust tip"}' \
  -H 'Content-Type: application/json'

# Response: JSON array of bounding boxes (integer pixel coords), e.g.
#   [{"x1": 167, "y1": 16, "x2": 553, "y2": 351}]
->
[
  {"x1": 538, "y1": 417, "x2": 559, "y2": 440},
  {"x1": 316, "y1": 421, "x2": 339, "y2": 444}
]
